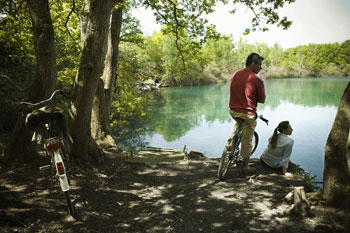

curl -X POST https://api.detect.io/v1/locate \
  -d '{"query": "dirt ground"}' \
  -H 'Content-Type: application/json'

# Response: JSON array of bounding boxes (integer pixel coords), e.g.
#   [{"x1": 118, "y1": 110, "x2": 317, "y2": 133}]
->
[{"x1": 1, "y1": 148, "x2": 349, "y2": 233}]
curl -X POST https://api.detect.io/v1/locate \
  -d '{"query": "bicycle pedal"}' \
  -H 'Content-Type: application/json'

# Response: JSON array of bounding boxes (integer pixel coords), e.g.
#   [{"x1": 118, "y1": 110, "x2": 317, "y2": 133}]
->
[{"x1": 39, "y1": 165, "x2": 51, "y2": 170}]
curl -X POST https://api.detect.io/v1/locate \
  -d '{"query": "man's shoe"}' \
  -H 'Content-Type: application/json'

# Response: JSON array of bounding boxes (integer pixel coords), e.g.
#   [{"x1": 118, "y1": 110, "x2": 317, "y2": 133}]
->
[{"x1": 242, "y1": 166, "x2": 254, "y2": 175}]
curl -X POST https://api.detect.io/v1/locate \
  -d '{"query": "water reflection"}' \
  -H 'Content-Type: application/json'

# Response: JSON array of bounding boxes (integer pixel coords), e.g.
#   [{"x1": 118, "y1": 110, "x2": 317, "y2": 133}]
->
[
  {"x1": 114, "y1": 78, "x2": 349, "y2": 180},
  {"x1": 263, "y1": 78, "x2": 348, "y2": 109}
]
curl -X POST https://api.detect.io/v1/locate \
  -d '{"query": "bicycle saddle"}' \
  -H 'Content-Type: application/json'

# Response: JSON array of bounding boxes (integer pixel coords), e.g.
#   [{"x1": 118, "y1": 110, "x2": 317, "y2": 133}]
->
[
  {"x1": 25, "y1": 106, "x2": 64, "y2": 130},
  {"x1": 234, "y1": 117, "x2": 245, "y2": 123}
]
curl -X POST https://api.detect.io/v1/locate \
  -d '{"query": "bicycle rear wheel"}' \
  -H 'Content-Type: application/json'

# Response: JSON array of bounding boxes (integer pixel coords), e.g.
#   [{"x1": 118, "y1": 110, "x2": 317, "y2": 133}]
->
[
  {"x1": 50, "y1": 145, "x2": 75, "y2": 217},
  {"x1": 59, "y1": 147, "x2": 75, "y2": 217},
  {"x1": 64, "y1": 191, "x2": 75, "y2": 217}
]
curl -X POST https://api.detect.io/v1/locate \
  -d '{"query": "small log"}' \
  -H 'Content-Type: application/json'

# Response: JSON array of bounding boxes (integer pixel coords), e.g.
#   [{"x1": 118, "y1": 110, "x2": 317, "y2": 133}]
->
[{"x1": 292, "y1": 186, "x2": 311, "y2": 216}]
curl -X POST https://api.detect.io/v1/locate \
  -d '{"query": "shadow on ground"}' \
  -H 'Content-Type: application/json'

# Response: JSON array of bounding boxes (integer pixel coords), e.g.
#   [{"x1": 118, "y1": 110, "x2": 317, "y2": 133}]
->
[{"x1": 0, "y1": 151, "x2": 349, "y2": 233}]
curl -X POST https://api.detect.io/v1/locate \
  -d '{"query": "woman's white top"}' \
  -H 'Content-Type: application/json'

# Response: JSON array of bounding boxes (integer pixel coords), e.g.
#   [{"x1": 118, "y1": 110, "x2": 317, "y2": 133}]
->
[{"x1": 261, "y1": 133, "x2": 294, "y2": 168}]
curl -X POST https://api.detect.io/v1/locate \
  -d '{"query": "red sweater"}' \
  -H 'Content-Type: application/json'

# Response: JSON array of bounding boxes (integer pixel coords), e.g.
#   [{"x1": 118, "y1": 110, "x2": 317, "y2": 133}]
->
[{"x1": 229, "y1": 68, "x2": 266, "y2": 114}]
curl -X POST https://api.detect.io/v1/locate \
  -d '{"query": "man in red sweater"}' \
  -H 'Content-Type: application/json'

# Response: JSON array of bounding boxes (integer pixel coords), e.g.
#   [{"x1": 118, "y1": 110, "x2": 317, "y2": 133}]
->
[{"x1": 229, "y1": 53, "x2": 266, "y2": 173}]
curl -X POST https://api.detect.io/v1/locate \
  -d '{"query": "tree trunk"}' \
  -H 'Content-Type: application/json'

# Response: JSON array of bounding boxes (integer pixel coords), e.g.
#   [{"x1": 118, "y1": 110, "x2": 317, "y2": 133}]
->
[
  {"x1": 323, "y1": 81, "x2": 350, "y2": 207},
  {"x1": 91, "y1": 1, "x2": 123, "y2": 153},
  {"x1": 68, "y1": 0, "x2": 113, "y2": 162},
  {"x1": 3, "y1": 0, "x2": 57, "y2": 163},
  {"x1": 26, "y1": 0, "x2": 57, "y2": 101}
]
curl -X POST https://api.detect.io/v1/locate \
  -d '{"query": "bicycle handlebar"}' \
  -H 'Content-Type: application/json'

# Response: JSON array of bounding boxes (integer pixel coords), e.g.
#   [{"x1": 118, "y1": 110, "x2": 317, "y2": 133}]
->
[
  {"x1": 257, "y1": 115, "x2": 269, "y2": 125},
  {"x1": 19, "y1": 88, "x2": 71, "y2": 115},
  {"x1": 20, "y1": 88, "x2": 70, "y2": 108}
]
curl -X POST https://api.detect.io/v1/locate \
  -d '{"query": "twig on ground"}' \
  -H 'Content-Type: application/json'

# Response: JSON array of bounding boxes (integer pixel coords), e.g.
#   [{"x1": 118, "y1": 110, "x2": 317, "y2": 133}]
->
[
  {"x1": 109, "y1": 163, "x2": 128, "y2": 178},
  {"x1": 169, "y1": 215, "x2": 181, "y2": 227}
]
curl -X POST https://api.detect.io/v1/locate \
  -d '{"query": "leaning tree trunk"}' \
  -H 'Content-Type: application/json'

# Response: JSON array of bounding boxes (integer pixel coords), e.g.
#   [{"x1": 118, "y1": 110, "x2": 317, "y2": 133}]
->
[
  {"x1": 68, "y1": 0, "x2": 113, "y2": 162},
  {"x1": 3, "y1": 0, "x2": 57, "y2": 163},
  {"x1": 91, "y1": 1, "x2": 123, "y2": 153},
  {"x1": 323, "y1": 81, "x2": 350, "y2": 207}
]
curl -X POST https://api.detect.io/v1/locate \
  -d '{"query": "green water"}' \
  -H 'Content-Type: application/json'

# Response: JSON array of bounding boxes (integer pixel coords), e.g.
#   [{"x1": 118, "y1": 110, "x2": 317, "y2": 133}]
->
[{"x1": 114, "y1": 77, "x2": 350, "y2": 181}]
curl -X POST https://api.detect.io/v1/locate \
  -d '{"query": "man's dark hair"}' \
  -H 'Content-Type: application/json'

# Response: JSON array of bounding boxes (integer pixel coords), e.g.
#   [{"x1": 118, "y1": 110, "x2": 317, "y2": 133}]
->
[{"x1": 246, "y1": 53, "x2": 264, "y2": 66}]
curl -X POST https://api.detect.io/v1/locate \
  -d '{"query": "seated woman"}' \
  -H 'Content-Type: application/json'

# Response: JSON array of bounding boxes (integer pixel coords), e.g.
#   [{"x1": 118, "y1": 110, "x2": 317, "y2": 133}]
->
[{"x1": 260, "y1": 121, "x2": 294, "y2": 177}]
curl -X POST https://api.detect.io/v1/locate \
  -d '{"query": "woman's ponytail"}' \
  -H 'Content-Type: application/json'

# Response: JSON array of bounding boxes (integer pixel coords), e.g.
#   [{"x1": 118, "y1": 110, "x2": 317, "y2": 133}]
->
[
  {"x1": 270, "y1": 127, "x2": 279, "y2": 149},
  {"x1": 270, "y1": 121, "x2": 290, "y2": 149}
]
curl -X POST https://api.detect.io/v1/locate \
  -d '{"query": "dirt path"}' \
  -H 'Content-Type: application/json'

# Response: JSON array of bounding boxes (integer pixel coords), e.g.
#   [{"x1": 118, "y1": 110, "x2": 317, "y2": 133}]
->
[{"x1": 0, "y1": 149, "x2": 349, "y2": 233}]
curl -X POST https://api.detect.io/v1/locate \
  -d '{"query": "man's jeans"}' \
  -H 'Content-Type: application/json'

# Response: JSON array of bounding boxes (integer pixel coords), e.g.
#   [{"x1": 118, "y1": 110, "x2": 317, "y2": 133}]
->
[{"x1": 229, "y1": 110, "x2": 257, "y2": 161}]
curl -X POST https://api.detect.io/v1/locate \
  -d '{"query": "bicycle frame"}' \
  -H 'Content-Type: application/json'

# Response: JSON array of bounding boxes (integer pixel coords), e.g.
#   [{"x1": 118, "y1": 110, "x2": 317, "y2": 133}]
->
[{"x1": 231, "y1": 123, "x2": 242, "y2": 160}]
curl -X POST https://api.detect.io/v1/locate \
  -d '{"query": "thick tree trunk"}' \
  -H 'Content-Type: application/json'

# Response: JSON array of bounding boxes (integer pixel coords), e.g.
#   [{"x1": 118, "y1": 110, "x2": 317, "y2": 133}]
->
[
  {"x1": 68, "y1": 0, "x2": 113, "y2": 162},
  {"x1": 26, "y1": 0, "x2": 57, "y2": 101},
  {"x1": 323, "y1": 81, "x2": 350, "y2": 207},
  {"x1": 3, "y1": 0, "x2": 57, "y2": 163},
  {"x1": 91, "y1": 1, "x2": 123, "y2": 152}
]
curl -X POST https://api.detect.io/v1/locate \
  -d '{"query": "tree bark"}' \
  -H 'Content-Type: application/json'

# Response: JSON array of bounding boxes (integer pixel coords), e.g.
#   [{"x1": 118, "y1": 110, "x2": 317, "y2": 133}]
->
[
  {"x1": 91, "y1": 1, "x2": 124, "y2": 153},
  {"x1": 3, "y1": 0, "x2": 57, "y2": 163},
  {"x1": 26, "y1": 0, "x2": 57, "y2": 101},
  {"x1": 68, "y1": 0, "x2": 113, "y2": 162},
  {"x1": 323, "y1": 81, "x2": 350, "y2": 207}
]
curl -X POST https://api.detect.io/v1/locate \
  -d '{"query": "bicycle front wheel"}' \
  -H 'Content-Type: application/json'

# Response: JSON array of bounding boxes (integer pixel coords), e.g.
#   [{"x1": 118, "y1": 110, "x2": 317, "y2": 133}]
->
[
  {"x1": 251, "y1": 131, "x2": 259, "y2": 155},
  {"x1": 217, "y1": 147, "x2": 233, "y2": 181},
  {"x1": 236, "y1": 131, "x2": 259, "y2": 156}
]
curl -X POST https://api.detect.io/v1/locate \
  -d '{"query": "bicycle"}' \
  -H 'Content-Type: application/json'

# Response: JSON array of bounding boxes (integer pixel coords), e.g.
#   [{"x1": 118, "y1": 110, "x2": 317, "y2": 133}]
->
[
  {"x1": 20, "y1": 88, "x2": 75, "y2": 217},
  {"x1": 217, "y1": 115, "x2": 269, "y2": 181}
]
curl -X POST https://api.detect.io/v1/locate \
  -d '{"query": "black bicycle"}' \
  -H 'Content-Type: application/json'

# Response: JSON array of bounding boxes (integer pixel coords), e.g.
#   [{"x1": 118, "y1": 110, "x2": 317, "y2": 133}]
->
[
  {"x1": 217, "y1": 115, "x2": 269, "y2": 181},
  {"x1": 20, "y1": 89, "x2": 75, "y2": 216}
]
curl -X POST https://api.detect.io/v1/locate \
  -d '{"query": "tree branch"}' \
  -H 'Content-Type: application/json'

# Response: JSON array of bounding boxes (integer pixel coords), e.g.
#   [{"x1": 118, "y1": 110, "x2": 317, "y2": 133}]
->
[
  {"x1": 64, "y1": 0, "x2": 80, "y2": 51},
  {"x1": 168, "y1": 0, "x2": 186, "y2": 69},
  {"x1": 143, "y1": 0, "x2": 186, "y2": 70}
]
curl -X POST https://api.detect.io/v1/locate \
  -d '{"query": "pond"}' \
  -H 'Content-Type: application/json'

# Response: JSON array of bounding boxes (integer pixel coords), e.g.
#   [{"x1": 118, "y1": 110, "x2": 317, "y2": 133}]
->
[{"x1": 114, "y1": 77, "x2": 350, "y2": 182}]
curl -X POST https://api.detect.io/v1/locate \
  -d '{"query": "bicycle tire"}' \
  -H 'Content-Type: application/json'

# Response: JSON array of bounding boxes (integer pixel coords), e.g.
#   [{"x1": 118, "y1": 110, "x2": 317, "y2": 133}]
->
[
  {"x1": 251, "y1": 131, "x2": 259, "y2": 154},
  {"x1": 52, "y1": 146, "x2": 74, "y2": 216},
  {"x1": 59, "y1": 147, "x2": 75, "y2": 216},
  {"x1": 236, "y1": 131, "x2": 259, "y2": 156},
  {"x1": 64, "y1": 191, "x2": 75, "y2": 217},
  {"x1": 218, "y1": 146, "x2": 233, "y2": 181}
]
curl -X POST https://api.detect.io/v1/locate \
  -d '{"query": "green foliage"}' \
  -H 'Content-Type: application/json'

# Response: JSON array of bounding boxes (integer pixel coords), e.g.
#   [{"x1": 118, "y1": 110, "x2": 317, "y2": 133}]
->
[
  {"x1": 120, "y1": 10, "x2": 144, "y2": 44},
  {"x1": 280, "y1": 41, "x2": 350, "y2": 77},
  {"x1": 0, "y1": 0, "x2": 150, "y2": 133},
  {"x1": 0, "y1": 0, "x2": 35, "y2": 131},
  {"x1": 50, "y1": 0, "x2": 81, "y2": 86},
  {"x1": 291, "y1": 165, "x2": 321, "y2": 192},
  {"x1": 138, "y1": 34, "x2": 350, "y2": 84},
  {"x1": 136, "y1": 32, "x2": 238, "y2": 86},
  {"x1": 111, "y1": 42, "x2": 150, "y2": 127},
  {"x1": 141, "y1": 0, "x2": 296, "y2": 42}
]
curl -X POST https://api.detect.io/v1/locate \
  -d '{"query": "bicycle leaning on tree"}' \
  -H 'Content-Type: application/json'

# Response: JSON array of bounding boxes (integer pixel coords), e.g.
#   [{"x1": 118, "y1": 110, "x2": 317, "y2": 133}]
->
[
  {"x1": 20, "y1": 88, "x2": 76, "y2": 217},
  {"x1": 217, "y1": 115, "x2": 269, "y2": 181}
]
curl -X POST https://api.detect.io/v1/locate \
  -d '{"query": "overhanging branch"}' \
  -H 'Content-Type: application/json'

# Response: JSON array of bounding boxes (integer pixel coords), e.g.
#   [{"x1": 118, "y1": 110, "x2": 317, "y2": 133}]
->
[{"x1": 64, "y1": 0, "x2": 80, "y2": 51}]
